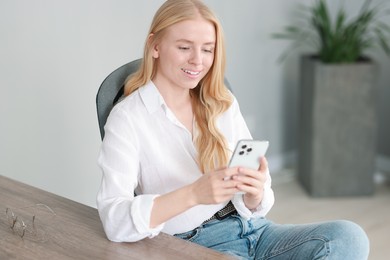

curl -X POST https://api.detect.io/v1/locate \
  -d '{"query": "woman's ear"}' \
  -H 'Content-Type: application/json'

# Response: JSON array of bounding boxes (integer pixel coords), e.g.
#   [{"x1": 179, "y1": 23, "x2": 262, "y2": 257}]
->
[{"x1": 148, "y1": 33, "x2": 159, "y2": 59}]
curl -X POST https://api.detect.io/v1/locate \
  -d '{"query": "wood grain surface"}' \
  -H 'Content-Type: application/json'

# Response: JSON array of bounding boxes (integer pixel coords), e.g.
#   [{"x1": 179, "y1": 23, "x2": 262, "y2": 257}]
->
[{"x1": 0, "y1": 175, "x2": 234, "y2": 260}]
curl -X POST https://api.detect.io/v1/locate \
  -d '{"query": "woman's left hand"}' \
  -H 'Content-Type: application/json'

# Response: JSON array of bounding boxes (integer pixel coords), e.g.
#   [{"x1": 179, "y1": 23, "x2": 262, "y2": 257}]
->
[{"x1": 232, "y1": 156, "x2": 269, "y2": 210}]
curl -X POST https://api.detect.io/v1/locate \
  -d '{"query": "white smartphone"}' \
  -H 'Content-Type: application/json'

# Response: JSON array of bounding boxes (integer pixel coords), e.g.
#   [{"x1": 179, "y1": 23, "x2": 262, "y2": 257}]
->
[
  {"x1": 225, "y1": 140, "x2": 269, "y2": 189},
  {"x1": 229, "y1": 139, "x2": 269, "y2": 169}
]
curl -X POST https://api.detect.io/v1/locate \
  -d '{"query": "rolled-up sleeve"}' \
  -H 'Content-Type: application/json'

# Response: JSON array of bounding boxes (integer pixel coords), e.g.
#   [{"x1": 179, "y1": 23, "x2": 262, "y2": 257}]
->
[{"x1": 96, "y1": 107, "x2": 164, "y2": 242}]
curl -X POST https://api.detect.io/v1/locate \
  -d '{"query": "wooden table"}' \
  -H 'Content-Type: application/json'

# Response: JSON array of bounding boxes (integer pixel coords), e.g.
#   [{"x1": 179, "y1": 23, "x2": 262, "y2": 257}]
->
[{"x1": 0, "y1": 175, "x2": 234, "y2": 260}]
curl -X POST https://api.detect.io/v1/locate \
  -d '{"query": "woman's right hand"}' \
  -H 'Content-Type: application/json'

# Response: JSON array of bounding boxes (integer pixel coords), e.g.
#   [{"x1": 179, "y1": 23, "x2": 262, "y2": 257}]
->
[{"x1": 189, "y1": 167, "x2": 242, "y2": 205}]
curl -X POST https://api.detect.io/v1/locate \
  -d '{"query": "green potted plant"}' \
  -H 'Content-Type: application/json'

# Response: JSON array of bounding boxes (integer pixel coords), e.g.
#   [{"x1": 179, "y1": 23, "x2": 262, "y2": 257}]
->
[
  {"x1": 274, "y1": 0, "x2": 390, "y2": 62},
  {"x1": 274, "y1": 0, "x2": 390, "y2": 197}
]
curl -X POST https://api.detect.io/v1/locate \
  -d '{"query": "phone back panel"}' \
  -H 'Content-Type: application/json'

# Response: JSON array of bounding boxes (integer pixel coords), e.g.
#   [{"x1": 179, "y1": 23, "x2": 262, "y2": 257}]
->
[{"x1": 228, "y1": 140, "x2": 269, "y2": 170}]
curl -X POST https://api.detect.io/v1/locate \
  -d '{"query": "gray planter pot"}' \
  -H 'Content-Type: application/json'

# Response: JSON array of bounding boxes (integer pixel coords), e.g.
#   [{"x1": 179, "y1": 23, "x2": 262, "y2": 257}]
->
[{"x1": 298, "y1": 55, "x2": 377, "y2": 197}]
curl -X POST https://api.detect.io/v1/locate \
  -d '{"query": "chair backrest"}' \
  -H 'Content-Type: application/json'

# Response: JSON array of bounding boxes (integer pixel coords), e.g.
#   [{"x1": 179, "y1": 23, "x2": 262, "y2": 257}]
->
[{"x1": 96, "y1": 59, "x2": 233, "y2": 140}]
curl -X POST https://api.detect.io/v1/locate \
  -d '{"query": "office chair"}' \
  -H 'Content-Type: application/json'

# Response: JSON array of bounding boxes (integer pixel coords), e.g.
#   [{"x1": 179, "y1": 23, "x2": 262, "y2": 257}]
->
[{"x1": 96, "y1": 58, "x2": 232, "y2": 140}]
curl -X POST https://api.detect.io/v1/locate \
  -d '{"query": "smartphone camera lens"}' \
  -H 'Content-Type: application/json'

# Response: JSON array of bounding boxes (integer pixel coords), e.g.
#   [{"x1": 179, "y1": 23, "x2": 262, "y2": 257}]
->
[
  {"x1": 241, "y1": 145, "x2": 247, "y2": 149},
  {"x1": 239, "y1": 151, "x2": 245, "y2": 155},
  {"x1": 247, "y1": 148, "x2": 252, "y2": 152}
]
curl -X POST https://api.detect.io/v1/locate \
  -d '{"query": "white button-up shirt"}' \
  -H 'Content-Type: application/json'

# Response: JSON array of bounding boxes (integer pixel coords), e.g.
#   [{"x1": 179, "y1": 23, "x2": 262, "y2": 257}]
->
[{"x1": 97, "y1": 81, "x2": 274, "y2": 242}]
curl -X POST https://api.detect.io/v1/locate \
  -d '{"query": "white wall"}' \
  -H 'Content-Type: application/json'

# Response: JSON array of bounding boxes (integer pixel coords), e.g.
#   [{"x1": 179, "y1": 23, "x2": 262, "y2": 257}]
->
[{"x1": 1, "y1": 0, "x2": 389, "y2": 207}]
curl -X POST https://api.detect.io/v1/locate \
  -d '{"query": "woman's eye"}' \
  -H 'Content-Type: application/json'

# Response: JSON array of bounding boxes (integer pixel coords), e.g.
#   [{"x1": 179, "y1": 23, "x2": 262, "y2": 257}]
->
[
  {"x1": 203, "y1": 49, "x2": 213, "y2": 53},
  {"x1": 178, "y1": 46, "x2": 190, "y2": 50}
]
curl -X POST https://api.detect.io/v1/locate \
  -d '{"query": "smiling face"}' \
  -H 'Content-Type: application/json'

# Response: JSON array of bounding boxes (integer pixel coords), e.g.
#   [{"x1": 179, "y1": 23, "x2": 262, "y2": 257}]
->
[{"x1": 151, "y1": 17, "x2": 216, "y2": 92}]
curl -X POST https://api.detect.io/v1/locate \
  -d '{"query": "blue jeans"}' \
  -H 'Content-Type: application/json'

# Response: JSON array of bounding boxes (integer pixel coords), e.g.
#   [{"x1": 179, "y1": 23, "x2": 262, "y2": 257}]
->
[{"x1": 174, "y1": 214, "x2": 369, "y2": 259}]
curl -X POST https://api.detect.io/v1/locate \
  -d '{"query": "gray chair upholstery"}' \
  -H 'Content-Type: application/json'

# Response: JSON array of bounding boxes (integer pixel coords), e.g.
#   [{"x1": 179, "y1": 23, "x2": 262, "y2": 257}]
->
[{"x1": 96, "y1": 59, "x2": 232, "y2": 140}]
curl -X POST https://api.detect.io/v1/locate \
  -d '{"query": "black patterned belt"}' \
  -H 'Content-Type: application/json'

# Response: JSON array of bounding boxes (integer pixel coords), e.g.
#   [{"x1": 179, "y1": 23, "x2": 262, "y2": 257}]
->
[{"x1": 203, "y1": 201, "x2": 237, "y2": 224}]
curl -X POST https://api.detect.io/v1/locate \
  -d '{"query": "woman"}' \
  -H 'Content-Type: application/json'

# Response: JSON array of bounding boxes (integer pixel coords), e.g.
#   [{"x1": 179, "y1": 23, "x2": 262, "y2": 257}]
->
[{"x1": 97, "y1": 0, "x2": 369, "y2": 259}]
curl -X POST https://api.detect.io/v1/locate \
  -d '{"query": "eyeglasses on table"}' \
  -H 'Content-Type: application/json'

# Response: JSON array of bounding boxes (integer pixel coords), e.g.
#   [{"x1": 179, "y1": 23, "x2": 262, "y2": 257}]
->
[{"x1": 4, "y1": 203, "x2": 56, "y2": 242}]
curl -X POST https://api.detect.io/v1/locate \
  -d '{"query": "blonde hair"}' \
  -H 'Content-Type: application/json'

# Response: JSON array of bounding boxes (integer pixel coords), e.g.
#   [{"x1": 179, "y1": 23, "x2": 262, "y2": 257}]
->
[{"x1": 124, "y1": 0, "x2": 233, "y2": 173}]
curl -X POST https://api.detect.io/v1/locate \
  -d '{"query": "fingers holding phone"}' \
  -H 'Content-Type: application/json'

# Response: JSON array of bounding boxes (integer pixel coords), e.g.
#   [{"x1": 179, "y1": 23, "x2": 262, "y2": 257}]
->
[
  {"x1": 233, "y1": 156, "x2": 268, "y2": 194},
  {"x1": 227, "y1": 140, "x2": 269, "y2": 194}
]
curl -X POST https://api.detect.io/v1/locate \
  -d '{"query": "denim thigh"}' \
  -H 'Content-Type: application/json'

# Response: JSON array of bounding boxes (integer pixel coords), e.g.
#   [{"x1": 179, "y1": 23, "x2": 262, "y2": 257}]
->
[
  {"x1": 175, "y1": 216, "x2": 369, "y2": 260},
  {"x1": 254, "y1": 220, "x2": 369, "y2": 260}
]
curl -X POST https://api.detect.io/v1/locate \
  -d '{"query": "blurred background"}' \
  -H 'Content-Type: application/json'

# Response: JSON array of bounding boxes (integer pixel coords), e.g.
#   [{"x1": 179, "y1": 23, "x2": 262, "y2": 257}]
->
[{"x1": 1, "y1": 0, "x2": 389, "y2": 258}]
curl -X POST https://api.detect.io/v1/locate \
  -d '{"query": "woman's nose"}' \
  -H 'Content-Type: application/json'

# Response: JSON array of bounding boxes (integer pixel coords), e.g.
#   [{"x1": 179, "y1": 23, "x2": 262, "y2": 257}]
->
[{"x1": 189, "y1": 50, "x2": 202, "y2": 65}]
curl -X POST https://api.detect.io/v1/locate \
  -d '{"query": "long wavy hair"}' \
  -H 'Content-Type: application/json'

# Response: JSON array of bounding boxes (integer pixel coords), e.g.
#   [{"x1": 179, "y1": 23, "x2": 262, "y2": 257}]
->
[{"x1": 124, "y1": 0, "x2": 233, "y2": 173}]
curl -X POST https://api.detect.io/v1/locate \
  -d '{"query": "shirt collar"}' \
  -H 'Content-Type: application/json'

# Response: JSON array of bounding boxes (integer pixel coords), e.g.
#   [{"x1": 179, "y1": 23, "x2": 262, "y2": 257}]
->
[
  {"x1": 139, "y1": 81, "x2": 167, "y2": 114},
  {"x1": 139, "y1": 81, "x2": 195, "y2": 137}
]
